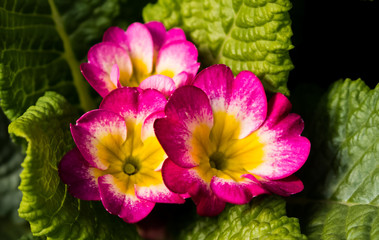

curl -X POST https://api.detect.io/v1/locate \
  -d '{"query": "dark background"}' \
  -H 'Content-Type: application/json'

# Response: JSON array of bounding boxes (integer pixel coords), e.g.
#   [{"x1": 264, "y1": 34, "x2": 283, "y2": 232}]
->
[{"x1": 289, "y1": 0, "x2": 378, "y2": 91}]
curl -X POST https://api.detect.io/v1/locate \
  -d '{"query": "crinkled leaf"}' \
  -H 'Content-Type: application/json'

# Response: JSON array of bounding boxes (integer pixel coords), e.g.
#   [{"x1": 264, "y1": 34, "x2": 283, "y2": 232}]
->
[
  {"x1": 143, "y1": 0, "x2": 294, "y2": 95},
  {"x1": 9, "y1": 92, "x2": 141, "y2": 239},
  {"x1": 0, "y1": 0, "x2": 123, "y2": 121},
  {"x1": 0, "y1": 108, "x2": 24, "y2": 220},
  {"x1": 294, "y1": 79, "x2": 379, "y2": 239},
  {"x1": 179, "y1": 196, "x2": 306, "y2": 240}
]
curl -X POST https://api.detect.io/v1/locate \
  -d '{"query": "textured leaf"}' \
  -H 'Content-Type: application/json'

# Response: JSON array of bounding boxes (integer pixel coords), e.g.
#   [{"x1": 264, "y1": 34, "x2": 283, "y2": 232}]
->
[
  {"x1": 179, "y1": 196, "x2": 306, "y2": 240},
  {"x1": 143, "y1": 0, "x2": 294, "y2": 95},
  {"x1": 294, "y1": 79, "x2": 379, "y2": 239},
  {"x1": 0, "y1": 0, "x2": 122, "y2": 121},
  {"x1": 9, "y1": 92, "x2": 141, "y2": 239}
]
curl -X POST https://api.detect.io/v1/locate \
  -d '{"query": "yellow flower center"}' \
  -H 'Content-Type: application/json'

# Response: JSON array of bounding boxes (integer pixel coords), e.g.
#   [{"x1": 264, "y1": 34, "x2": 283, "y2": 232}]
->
[
  {"x1": 190, "y1": 112, "x2": 265, "y2": 183},
  {"x1": 94, "y1": 119, "x2": 166, "y2": 195}
]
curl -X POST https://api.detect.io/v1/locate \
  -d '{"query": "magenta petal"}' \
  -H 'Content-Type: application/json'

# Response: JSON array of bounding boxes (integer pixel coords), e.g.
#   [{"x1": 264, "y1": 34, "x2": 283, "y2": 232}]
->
[
  {"x1": 210, "y1": 176, "x2": 252, "y2": 204},
  {"x1": 81, "y1": 63, "x2": 115, "y2": 97},
  {"x1": 145, "y1": 21, "x2": 167, "y2": 52},
  {"x1": 141, "y1": 111, "x2": 165, "y2": 141},
  {"x1": 119, "y1": 196, "x2": 155, "y2": 223},
  {"x1": 191, "y1": 182, "x2": 226, "y2": 216},
  {"x1": 156, "y1": 41, "x2": 198, "y2": 78},
  {"x1": 139, "y1": 75, "x2": 176, "y2": 98},
  {"x1": 126, "y1": 22, "x2": 154, "y2": 74},
  {"x1": 161, "y1": 159, "x2": 195, "y2": 194},
  {"x1": 164, "y1": 28, "x2": 186, "y2": 45},
  {"x1": 102, "y1": 26, "x2": 128, "y2": 50},
  {"x1": 230, "y1": 70, "x2": 267, "y2": 138},
  {"x1": 135, "y1": 184, "x2": 185, "y2": 204},
  {"x1": 59, "y1": 148, "x2": 100, "y2": 200},
  {"x1": 70, "y1": 109, "x2": 127, "y2": 170},
  {"x1": 100, "y1": 87, "x2": 166, "y2": 124},
  {"x1": 172, "y1": 72, "x2": 189, "y2": 88},
  {"x1": 154, "y1": 86, "x2": 213, "y2": 168},
  {"x1": 192, "y1": 64, "x2": 234, "y2": 111},
  {"x1": 261, "y1": 175, "x2": 304, "y2": 196}
]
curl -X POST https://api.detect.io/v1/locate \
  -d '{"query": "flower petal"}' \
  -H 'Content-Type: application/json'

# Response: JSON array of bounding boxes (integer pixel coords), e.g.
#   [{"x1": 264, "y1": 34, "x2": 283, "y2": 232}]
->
[
  {"x1": 154, "y1": 86, "x2": 213, "y2": 168},
  {"x1": 229, "y1": 70, "x2": 267, "y2": 138},
  {"x1": 145, "y1": 21, "x2": 167, "y2": 57},
  {"x1": 87, "y1": 42, "x2": 133, "y2": 88},
  {"x1": 80, "y1": 63, "x2": 116, "y2": 97},
  {"x1": 70, "y1": 109, "x2": 127, "y2": 170},
  {"x1": 250, "y1": 94, "x2": 310, "y2": 179},
  {"x1": 139, "y1": 75, "x2": 176, "y2": 98},
  {"x1": 210, "y1": 176, "x2": 252, "y2": 204},
  {"x1": 135, "y1": 183, "x2": 185, "y2": 204},
  {"x1": 155, "y1": 41, "x2": 198, "y2": 79},
  {"x1": 192, "y1": 64, "x2": 234, "y2": 112},
  {"x1": 98, "y1": 174, "x2": 155, "y2": 223},
  {"x1": 102, "y1": 26, "x2": 128, "y2": 50},
  {"x1": 100, "y1": 87, "x2": 167, "y2": 124},
  {"x1": 164, "y1": 28, "x2": 186, "y2": 45},
  {"x1": 161, "y1": 158, "x2": 196, "y2": 194},
  {"x1": 58, "y1": 148, "x2": 100, "y2": 200},
  {"x1": 242, "y1": 174, "x2": 303, "y2": 196},
  {"x1": 126, "y1": 22, "x2": 154, "y2": 76},
  {"x1": 141, "y1": 111, "x2": 165, "y2": 142},
  {"x1": 191, "y1": 182, "x2": 226, "y2": 216}
]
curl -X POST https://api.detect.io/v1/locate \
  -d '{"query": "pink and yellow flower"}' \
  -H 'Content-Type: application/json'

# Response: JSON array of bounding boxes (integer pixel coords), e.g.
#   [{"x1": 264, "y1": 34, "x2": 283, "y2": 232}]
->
[
  {"x1": 81, "y1": 21, "x2": 200, "y2": 98},
  {"x1": 154, "y1": 65, "x2": 310, "y2": 216},
  {"x1": 59, "y1": 87, "x2": 185, "y2": 223}
]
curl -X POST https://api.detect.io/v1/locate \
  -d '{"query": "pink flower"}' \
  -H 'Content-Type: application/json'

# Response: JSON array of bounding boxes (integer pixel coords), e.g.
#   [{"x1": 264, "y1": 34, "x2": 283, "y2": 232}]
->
[
  {"x1": 59, "y1": 87, "x2": 185, "y2": 223},
  {"x1": 81, "y1": 21, "x2": 200, "y2": 98},
  {"x1": 154, "y1": 65, "x2": 310, "y2": 216}
]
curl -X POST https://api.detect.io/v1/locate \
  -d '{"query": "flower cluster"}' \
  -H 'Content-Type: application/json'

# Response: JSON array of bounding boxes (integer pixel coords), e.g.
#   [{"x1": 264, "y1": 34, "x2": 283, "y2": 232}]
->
[{"x1": 59, "y1": 22, "x2": 310, "y2": 223}]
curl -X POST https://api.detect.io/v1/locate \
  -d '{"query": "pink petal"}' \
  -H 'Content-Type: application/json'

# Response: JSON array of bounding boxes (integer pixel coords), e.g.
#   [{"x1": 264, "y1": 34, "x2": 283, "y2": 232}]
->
[
  {"x1": 210, "y1": 176, "x2": 252, "y2": 204},
  {"x1": 102, "y1": 26, "x2": 128, "y2": 50},
  {"x1": 70, "y1": 109, "x2": 127, "y2": 170},
  {"x1": 155, "y1": 41, "x2": 198, "y2": 79},
  {"x1": 139, "y1": 75, "x2": 176, "y2": 97},
  {"x1": 161, "y1": 159, "x2": 225, "y2": 216},
  {"x1": 250, "y1": 94, "x2": 310, "y2": 180},
  {"x1": 99, "y1": 87, "x2": 167, "y2": 124},
  {"x1": 229, "y1": 70, "x2": 267, "y2": 138},
  {"x1": 98, "y1": 175, "x2": 155, "y2": 223},
  {"x1": 161, "y1": 158, "x2": 196, "y2": 194},
  {"x1": 110, "y1": 64, "x2": 121, "y2": 88},
  {"x1": 141, "y1": 111, "x2": 165, "y2": 142},
  {"x1": 243, "y1": 174, "x2": 303, "y2": 196},
  {"x1": 192, "y1": 64, "x2": 234, "y2": 112},
  {"x1": 58, "y1": 148, "x2": 100, "y2": 201},
  {"x1": 190, "y1": 182, "x2": 226, "y2": 216},
  {"x1": 87, "y1": 42, "x2": 133, "y2": 88},
  {"x1": 164, "y1": 28, "x2": 187, "y2": 45},
  {"x1": 154, "y1": 86, "x2": 213, "y2": 168},
  {"x1": 80, "y1": 63, "x2": 116, "y2": 97},
  {"x1": 126, "y1": 22, "x2": 154, "y2": 75},
  {"x1": 172, "y1": 71, "x2": 190, "y2": 88},
  {"x1": 135, "y1": 183, "x2": 185, "y2": 204},
  {"x1": 145, "y1": 21, "x2": 167, "y2": 59}
]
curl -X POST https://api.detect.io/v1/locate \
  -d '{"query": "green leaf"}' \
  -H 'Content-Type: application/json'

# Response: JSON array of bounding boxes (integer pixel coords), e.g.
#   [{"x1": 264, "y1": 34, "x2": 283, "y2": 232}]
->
[
  {"x1": 179, "y1": 196, "x2": 306, "y2": 240},
  {"x1": 293, "y1": 79, "x2": 379, "y2": 239},
  {"x1": 143, "y1": 0, "x2": 294, "y2": 95},
  {"x1": 0, "y1": 0, "x2": 123, "y2": 121},
  {"x1": 9, "y1": 92, "x2": 141, "y2": 239}
]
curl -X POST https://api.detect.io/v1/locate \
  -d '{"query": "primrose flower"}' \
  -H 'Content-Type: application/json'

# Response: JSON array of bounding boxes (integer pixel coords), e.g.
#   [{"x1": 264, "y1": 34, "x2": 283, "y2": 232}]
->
[
  {"x1": 81, "y1": 21, "x2": 200, "y2": 98},
  {"x1": 154, "y1": 65, "x2": 310, "y2": 216},
  {"x1": 59, "y1": 87, "x2": 185, "y2": 223}
]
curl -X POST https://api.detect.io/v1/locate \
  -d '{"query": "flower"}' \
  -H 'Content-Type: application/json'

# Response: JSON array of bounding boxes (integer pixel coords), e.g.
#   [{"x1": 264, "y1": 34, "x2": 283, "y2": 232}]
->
[
  {"x1": 58, "y1": 87, "x2": 185, "y2": 223},
  {"x1": 154, "y1": 65, "x2": 310, "y2": 216},
  {"x1": 80, "y1": 21, "x2": 200, "y2": 98}
]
